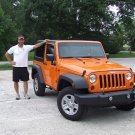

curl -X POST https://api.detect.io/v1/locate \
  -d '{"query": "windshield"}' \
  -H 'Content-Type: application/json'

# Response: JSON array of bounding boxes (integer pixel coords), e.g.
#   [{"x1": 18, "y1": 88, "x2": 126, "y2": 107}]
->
[{"x1": 58, "y1": 42, "x2": 105, "y2": 58}]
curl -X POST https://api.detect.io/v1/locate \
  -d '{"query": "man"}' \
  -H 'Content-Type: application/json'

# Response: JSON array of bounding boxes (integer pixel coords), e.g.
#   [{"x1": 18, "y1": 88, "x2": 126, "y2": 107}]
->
[{"x1": 5, "y1": 35, "x2": 46, "y2": 100}]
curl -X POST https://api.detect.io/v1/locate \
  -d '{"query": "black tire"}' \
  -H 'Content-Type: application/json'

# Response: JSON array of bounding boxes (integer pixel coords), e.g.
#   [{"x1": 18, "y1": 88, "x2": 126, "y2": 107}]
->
[
  {"x1": 33, "y1": 74, "x2": 46, "y2": 96},
  {"x1": 116, "y1": 102, "x2": 135, "y2": 111},
  {"x1": 57, "y1": 87, "x2": 85, "y2": 121}
]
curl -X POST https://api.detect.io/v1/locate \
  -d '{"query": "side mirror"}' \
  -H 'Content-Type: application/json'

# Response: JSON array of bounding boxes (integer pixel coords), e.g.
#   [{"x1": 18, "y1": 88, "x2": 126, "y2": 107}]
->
[
  {"x1": 46, "y1": 54, "x2": 54, "y2": 61},
  {"x1": 105, "y1": 53, "x2": 109, "y2": 59}
]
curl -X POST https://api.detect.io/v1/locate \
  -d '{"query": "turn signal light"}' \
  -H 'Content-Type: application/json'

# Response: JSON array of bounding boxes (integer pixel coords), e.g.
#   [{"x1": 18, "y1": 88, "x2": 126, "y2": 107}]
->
[{"x1": 91, "y1": 86, "x2": 95, "y2": 90}]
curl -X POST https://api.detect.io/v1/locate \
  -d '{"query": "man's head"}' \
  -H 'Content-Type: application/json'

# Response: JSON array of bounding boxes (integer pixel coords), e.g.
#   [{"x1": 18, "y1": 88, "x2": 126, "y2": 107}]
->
[{"x1": 18, "y1": 35, "x2": 24, "y2": 46}]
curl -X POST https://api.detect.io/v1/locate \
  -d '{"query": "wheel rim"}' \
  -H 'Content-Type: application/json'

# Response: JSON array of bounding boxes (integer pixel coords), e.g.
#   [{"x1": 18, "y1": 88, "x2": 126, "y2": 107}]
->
[
  {"x1": 61, "y1": 94, "x2": 79, "y2": 115},
  {"x1": 34, "y1": 78, "x2": 38, "y2": 92}
]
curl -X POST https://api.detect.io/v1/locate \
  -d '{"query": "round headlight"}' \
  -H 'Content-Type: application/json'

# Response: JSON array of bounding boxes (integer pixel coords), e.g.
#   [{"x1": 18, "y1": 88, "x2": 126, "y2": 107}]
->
[
  {"x1": 126, "y1": 72, "x2": 132, "y2": 80},
  {"x1": 89, "y1": 74, "x2": 96, "y2": 83}
]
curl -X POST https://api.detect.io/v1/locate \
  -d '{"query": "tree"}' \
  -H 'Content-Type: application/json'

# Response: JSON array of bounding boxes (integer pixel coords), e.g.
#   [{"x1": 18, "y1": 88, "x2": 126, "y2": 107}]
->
[
  {"x1": 0, "y1": 4, "x2": 17, "y2": 60},
  {"x1": 22, "y1": 1, "x2": 114, "y2": 43},
  {"x1": 126, "y1": 20, "x2": 135, "y2": 51},
  {"x1": 109, "y1": 0, "x2": 135, "y2": 52},
  {"x1": 1, "y1": 0, "x2": 135, "y2": 57}
]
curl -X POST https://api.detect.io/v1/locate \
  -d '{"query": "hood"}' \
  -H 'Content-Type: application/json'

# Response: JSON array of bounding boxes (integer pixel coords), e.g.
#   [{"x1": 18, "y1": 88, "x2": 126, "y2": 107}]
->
[{"x1": 60, "y1": 59, "x2": 129, "y2": 75}]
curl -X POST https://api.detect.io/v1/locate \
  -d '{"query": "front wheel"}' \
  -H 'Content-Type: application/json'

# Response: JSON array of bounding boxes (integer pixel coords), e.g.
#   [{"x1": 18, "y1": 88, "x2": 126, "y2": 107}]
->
[
  {"x1": 116, "y1": 101, "x2": 135, "y2": 111},
  {"x1": 57, "y1": 87, "x2": 85, "y2": 121}
]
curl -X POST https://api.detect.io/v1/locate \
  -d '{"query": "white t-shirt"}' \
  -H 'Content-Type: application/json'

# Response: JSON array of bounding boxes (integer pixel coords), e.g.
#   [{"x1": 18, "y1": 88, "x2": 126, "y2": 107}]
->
[{"x1": 7, "y1": 45, "x2": 34, "y2": 67}]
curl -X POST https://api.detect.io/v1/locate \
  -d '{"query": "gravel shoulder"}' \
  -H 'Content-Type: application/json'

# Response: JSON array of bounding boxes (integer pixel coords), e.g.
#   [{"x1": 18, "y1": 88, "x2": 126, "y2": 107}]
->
[{"x1": 0, "y1": 59, "x2": 135, "y2": 135}]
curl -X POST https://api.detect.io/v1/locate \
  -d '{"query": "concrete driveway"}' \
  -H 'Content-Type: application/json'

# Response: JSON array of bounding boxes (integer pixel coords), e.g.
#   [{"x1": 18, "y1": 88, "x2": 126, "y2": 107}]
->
[{"x1": 0, "y1": 58, "x2": 135, "y2": 135}]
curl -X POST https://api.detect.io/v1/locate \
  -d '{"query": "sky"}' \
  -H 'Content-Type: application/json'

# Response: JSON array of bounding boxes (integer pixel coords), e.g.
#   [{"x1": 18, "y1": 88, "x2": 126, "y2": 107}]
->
[{"x1": 109, "y1": 5, "x2": 119, "y2": 15}]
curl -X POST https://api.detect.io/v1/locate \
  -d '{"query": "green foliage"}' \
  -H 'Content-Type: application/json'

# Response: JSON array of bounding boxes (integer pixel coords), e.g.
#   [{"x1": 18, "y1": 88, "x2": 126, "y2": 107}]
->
[
  {"x1": 104, "y1": 24, "x2": 125, "y2": 54},
  {"x1": 0, "y1": 0, "x2": 135, "y2": 59},
  {"x1": 110, "y1": 52, "x2": 135, "y2": 58},
  {"x1": 0, "y1": 64, "x2": 12, "y2": 70},
  {"x1": 21, "y1": 0, "x2": 130, "y2": 53},
  {"x1": 0, "y1": 4, "x2": 17, "y2": 60},
  {"x1": 125, "y1": 20, "x2": 135, "y2": 51},
  {"x1": 23, "y1": 0, "x2": 114, "y2": 40}
]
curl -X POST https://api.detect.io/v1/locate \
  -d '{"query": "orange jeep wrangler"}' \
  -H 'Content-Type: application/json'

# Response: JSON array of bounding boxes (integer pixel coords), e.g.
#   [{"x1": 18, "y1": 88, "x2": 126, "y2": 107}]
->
[{"x1": 32, "y1": 40, "x2": 135, "y2": 121}]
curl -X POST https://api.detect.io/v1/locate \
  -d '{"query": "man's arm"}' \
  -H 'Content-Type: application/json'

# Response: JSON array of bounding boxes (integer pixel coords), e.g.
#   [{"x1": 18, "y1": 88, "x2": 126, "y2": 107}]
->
[
  {"x1": 33, "y1": 40, "x2": 46, "y2": 49},
  {"x1": 5, "y1": 52, "x2": 16, "y2": 65}
]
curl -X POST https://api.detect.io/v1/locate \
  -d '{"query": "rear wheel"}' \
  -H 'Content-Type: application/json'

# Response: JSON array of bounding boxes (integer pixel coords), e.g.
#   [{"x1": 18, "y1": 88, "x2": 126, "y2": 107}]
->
[
  {"x1": 33, "y1": 74, "x2": 46, "y2": 96},
  {"x1": 57, "y1": 87, "x2": 85, "y2": 121},
  {"x1": 116, "y1": 102, "x2": 135, "y2": 111}
]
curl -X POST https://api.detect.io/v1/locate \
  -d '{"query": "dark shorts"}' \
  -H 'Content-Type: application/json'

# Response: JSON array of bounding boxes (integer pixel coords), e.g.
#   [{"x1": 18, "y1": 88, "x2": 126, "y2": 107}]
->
[{"x1": 13, "y1": 67, "x2": 29, "y2": 82}]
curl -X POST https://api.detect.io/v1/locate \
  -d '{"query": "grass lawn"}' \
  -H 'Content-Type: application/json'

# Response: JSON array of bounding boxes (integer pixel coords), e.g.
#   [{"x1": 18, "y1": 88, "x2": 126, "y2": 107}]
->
[
  {"x1": 1, "y1": 51, "x2": 135, "y2": 61},
  {"x1": 0, "y1": 64, "x2": 32, "y2": 71},
  {"x1": 30, "y1": 52, "x2": 135, "y2": 58},
  {"x1": 0, "y1": 64, "x2": 12, "y2": 70},
  {"x1": 110, "y1": 52, "x2": 135, "y2": 58},
  {"x1": 28, "y1": 51, "x2": 34, "y2": 60},
  {"x1": 1, "y1": 51, "x2": 34, "y2": 61},
  {"x1": 1, "y1": 52, "x2": 135, "y2": 70},
  {"x1": 0, "y1": 51, "x2": 34, "y2": 70}
]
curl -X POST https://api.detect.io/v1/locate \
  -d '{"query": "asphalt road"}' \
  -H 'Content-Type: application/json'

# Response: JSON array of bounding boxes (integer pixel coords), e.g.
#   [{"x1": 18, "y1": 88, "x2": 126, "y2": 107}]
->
[{"x1": 0, "y1": 58, "x2": 135, "y2": 135}]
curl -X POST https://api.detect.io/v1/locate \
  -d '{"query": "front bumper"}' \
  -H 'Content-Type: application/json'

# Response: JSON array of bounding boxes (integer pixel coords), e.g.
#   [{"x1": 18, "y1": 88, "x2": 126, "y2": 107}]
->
[{"x1": 75, "y1": 89, "x2": 135, "y2": 107}]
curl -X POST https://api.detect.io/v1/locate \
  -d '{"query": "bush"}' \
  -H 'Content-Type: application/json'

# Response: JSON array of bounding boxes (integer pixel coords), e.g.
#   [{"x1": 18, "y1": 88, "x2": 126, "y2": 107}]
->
[
  {"x1": 0, "y1": 6, "x2": 17, "y2": 60},
  {"x1": 103, "y1": 40, "x2": 121, "y2": 54}
]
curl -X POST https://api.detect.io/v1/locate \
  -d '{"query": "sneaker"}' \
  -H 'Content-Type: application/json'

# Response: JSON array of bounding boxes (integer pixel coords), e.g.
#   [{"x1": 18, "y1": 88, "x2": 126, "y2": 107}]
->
[
  {"x1": 16, "y1": 94, "x2": 20, "y2": 100},
  {"x1": 24, "y1": 94, "x2": 31, "y2": 99}
]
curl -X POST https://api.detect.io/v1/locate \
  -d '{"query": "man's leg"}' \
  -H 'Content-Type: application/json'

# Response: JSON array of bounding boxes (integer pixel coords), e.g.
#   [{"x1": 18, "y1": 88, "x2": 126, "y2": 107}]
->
[
  {"x1": 23, "y1": 81, "x2": 30, "y2": 99},
  {"x1": 23, "y1": 81, "x2": 28, "y2": 94},
  {"x1": 13, "y1": 67, "x2": 20, "y2": 100},
  {"x1": 14, "y1": 82, "x2": 20, "y2": 100},
  {"x1": 14, "y1": 82, "x2": 19, "y2": 93}
]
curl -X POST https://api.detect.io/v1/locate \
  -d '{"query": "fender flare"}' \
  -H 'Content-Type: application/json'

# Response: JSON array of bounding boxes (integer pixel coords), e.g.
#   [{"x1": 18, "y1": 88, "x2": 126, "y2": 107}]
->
[
  {"x1": 32, "y1": 64, "x2": 44, "y2": 83},
  {"x1": 57, "y1": 73, "x2": 88, "y2": 90}
]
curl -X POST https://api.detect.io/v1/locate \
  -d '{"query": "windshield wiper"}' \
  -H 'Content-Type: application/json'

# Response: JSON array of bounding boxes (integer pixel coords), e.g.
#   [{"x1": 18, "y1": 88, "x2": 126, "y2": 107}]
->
[
  {"x1": 80, "y1": 56, "x2": 100, "y2": 60},
  {"x1": 62, "y1": 57, "x2": 84, "y2": 62}
]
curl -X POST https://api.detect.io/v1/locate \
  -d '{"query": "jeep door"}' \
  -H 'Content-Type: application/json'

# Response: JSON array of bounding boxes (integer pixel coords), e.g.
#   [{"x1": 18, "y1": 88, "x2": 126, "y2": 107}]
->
[{"x1": 43, "y1": 43, "x2": 59, "y2": 89}]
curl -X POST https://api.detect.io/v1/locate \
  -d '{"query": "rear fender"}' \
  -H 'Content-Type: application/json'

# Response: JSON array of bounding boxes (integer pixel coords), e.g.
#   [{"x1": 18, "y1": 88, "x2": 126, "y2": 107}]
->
[{"x1": 32, "y1": 64, "x2": 44, "y2": 83}]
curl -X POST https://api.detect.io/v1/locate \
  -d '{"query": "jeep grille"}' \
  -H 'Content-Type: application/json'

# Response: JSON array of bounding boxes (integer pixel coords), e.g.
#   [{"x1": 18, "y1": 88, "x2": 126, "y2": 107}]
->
[{"x1": 99, "y1": 73, "x2": 126, "y2": 88}]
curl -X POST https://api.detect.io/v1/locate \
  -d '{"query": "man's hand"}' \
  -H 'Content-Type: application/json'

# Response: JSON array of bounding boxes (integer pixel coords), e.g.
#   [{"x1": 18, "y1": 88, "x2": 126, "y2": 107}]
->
[
  {"x1": 9, "y1": 61, "x2": 16, "y2": 65},
  {"x1": 5, "y1": 52, "x2": 15, "y2": 65},
  {"x1": 33, "y1": 39, "x2": 47, "y2": 49}
]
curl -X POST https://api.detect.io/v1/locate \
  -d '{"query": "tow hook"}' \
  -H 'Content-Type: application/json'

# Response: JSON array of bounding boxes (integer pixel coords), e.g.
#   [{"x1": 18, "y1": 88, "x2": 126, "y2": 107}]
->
[
  {"x1": 127, "y1": 94, "x2": 130, "y2": 99},
  {"x1": 109, "y1": 96, "x2": 113, "y2": 102}
]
